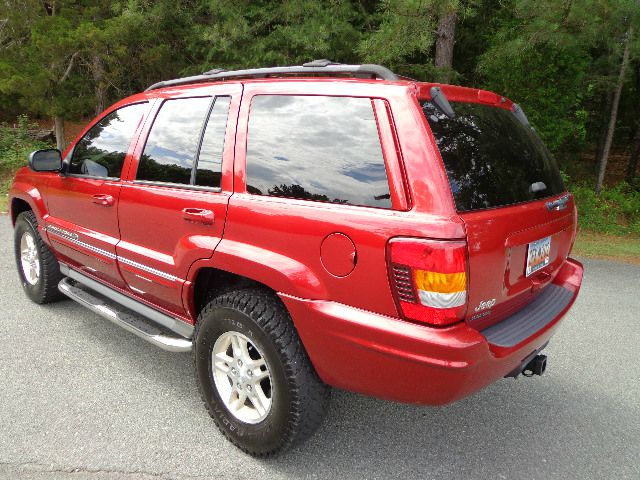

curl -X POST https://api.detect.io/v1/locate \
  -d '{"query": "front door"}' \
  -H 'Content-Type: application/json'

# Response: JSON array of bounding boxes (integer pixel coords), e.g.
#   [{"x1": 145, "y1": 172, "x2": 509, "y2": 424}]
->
[
  {"x1": 45, "y1": 102, "x2": 150, "y2": 289},
  {"x1": 116, "y1": 85, "x2": 241, "y2": 318}
]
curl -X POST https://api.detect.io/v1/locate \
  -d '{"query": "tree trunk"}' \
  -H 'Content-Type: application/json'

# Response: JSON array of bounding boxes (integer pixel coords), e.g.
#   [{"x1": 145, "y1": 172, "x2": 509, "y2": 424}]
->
[
  {"x1": 93, "y1": 54, "x2": 106, "y2": 116},
  {"x1": 434, "y1": 10, "x2": 457, "y2": 81},
  {"x1": 626, "y1": 125, "x2": 640, "y2": 185},
  {"x1": 595, "y1": 91, "x2": 613, "y2": 165},
  {"x1": 53, "y1": 116, "x2": 66, "y2": 151},
  {"x1": 596, "y1": 27, "x2": 632, "y2": 195}
]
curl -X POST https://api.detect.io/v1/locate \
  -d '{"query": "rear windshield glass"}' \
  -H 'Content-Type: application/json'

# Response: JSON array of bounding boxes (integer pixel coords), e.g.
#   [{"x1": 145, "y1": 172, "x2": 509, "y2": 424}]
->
[{"x1": 423, "y1": 101, "x2": 565, "y2": 212}]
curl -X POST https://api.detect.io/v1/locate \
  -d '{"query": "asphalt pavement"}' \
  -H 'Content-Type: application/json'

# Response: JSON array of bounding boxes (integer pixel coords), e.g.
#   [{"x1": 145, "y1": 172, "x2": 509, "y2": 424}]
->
[{"x1": 0, "y1": 214, "x2": 638, "y2": 479}]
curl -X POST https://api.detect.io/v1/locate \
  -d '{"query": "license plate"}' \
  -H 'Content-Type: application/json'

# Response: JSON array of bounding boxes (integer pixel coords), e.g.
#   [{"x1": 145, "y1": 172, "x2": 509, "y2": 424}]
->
[{"x1": 526, "y1": 236, "x2": 551, "y2": 276}]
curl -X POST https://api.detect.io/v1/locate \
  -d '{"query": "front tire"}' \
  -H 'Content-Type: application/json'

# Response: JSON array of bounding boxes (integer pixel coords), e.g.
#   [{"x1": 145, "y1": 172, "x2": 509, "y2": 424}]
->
[
  {"x1": 14, "y1": 211, "x2": 64, "y2": 304},
  {"x1": 193, "y1": 288, "x2": 329, "y2": 457}
]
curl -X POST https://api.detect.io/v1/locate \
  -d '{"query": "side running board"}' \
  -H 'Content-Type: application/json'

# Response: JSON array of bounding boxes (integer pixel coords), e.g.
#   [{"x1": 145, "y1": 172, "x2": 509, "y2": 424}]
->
[{"x1": 58, "y1": 273, "x2": 193, "y2": 353}]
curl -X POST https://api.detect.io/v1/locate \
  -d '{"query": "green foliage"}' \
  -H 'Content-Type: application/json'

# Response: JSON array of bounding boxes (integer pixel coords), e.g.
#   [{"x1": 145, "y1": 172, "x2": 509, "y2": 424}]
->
[
  {"x1": 0, "y1": 0, "x2": 639, "y2": 241},
  {"x1": 480, "y1": 41, "x2": 591, "y2": 150},
  {"x1": 357, "y1": 0, "x2": 439, "y2": 79},
  {"x1": 358, "y1": 0, "x2": 475, "y2": 81},
  {"x1": 571, "y1": 183, "x2": 640, "y2": 235},
  {"x1": 188, "y1": 0, "x2": 364, "y2": 71},
  {"x1": 476, "y1": 0, "x2": 640, "y2": 154},
  {"x1": 0, "y1": 116, "x2": 49, "y2": 193}
]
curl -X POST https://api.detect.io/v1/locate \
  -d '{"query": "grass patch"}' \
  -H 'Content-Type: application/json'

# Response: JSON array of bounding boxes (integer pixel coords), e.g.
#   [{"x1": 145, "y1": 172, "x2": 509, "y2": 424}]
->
[
  {"x1": 0, "y1": 195, "x2": 7, "y2": 214},
  {"x1": 573, "y1": 231, "x2": 640, "y2": 264}
]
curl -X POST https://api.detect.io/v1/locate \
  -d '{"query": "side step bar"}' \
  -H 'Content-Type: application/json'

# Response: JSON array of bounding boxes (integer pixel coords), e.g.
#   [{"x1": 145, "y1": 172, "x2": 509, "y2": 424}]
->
[
  {"x1": 58, "y1": 276, "x2": 193, "y2": 353},
  {"x1": 59, "y1": 264, "x2": 193, "y2": 338}
]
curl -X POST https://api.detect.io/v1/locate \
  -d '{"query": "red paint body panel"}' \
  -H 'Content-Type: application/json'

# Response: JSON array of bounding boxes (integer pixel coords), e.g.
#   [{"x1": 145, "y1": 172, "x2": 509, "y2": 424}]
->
[
  {"x1": 461, "y1": 195, "x2": 577, "y2": 330},
  {"x1": 45, "y1": 177, "x2": 126, "y2": 288},
  {"x1": 283, "y1": 258, "x2": 582, "y2": 405},
  {"x1": 9, "y1": 74, "x2": 583, "y2": 406}
]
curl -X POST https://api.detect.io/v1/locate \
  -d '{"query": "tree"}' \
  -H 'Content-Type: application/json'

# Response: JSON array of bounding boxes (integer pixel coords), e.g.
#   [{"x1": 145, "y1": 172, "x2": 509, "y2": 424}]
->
[
  {"x1": 188, "y1": 0, "x2": 364, "y2": 72},
  {"x1": 357, "y1": 0, "x2": 467, "y2": 81},
  {"x1": 596, "y1": 27, "x2": 632, "y2": 195},
  {"x1": 627, "y1": 123, "x2": 640, "y2": 185},
  {"x1": 434, "y1": 2, "x2": 459, "y2": 81},
  {"x1": 1, "y1": 1, "x2": 83, "y2": 149},
  {"x1": 3, "y1": 3, "x2": 93, "y2": 149},
  {"x1": 0, "y1": 0, "x2": 203, "y2": 148},
  {"x1": 477, "y1": 0, "x2": 640, "y2": 169}
]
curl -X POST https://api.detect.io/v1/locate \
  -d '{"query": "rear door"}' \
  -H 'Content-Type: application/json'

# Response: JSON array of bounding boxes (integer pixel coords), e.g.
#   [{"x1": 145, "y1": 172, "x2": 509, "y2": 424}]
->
[
  {"x1": 421, "y1": 97, "x2": 576, "y2": 330},
  {"x1": 221, "y1": 84, "x2": 409, "y2": 318},
  {"x1": 116, "y1": 85, "x2": 240, "y2": 318},
  {"x1": 45, "y1": 102, "x2": 150, "y2": 289}
]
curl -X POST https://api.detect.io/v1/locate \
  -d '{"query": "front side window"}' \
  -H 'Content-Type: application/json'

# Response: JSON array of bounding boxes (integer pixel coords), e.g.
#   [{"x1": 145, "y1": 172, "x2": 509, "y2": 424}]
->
[
  {"x1": 70, "y1": 102, "x2": 147, "y2": 178},
  {"x1": 137, "y1": 96, "x2": 230, "y2": 187},
  {"x1": 246, "y1": 95, "x2": 391, "y2": 209}
]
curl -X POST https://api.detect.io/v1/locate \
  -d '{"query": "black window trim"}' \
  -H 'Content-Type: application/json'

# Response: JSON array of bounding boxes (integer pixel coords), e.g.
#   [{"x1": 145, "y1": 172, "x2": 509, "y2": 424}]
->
[
  {"x1": 242, "y1": 190, "x2": 399, "y2": 213},
  {"x1": 66, "y1": 101, "x2": 149, "y2": 181},
  {"x1": 133, "y1": 95, "x2": 228, "y2": 191}
]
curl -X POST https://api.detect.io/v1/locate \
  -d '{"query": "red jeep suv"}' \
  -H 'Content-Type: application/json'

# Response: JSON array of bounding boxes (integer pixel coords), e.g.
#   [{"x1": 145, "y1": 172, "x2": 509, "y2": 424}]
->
[{"x1": 10, "y1": 61, "x2": 583, "y2": 456}]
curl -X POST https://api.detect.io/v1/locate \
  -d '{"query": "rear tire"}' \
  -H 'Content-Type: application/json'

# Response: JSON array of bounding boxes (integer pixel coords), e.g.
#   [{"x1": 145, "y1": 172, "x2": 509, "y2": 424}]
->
[
  {"x1": 193, "y1": 288, "x2": 329, "y2": 457},
  {"x1": 14, "y1": 211, "x2": 64, "y2": 304}
]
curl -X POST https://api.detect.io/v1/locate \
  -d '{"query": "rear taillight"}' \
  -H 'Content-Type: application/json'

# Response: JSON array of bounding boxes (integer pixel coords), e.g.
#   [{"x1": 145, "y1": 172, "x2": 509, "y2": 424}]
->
[{"x1": 388, "y1": 238, "x2": 468, "y2": 327}]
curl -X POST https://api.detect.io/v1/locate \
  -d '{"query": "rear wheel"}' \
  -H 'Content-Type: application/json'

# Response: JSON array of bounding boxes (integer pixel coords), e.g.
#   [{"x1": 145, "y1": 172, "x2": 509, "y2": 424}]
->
[
  {"x1": 14, "y1": 211, "x2": 64, "y2": 304},
  {"x1": 193, "y1": 288, "x2": 329, "y2": 457}
]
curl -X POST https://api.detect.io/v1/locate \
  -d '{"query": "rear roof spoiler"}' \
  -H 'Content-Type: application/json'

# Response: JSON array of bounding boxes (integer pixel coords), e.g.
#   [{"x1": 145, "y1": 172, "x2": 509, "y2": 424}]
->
[{"x1": 145, "y1": 59, "x2": 400, "y2": 92}]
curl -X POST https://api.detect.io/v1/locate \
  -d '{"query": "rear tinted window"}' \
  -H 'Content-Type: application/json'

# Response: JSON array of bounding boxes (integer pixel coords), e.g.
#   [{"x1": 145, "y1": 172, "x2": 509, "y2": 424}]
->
[
  {"x1": 423, "y1": 101, "x2": 565, "y2": 212},
  {"x1": 246, "y1": 95, "x2": 391, "y2": 209}
]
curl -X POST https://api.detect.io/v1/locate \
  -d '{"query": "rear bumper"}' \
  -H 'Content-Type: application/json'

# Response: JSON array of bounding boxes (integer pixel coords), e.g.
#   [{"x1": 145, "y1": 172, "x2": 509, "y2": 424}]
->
[{"x1": 280, "y1": 257, "x2": 583, "y2": 405}]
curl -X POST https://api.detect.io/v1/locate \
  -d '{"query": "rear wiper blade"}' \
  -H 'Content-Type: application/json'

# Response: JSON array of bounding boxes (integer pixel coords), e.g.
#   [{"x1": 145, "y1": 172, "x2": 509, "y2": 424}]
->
[
  {"x1": 430, "y1": 87, "x2": 455, "y2": 118},
  {"x1": 512, "y1": 103, "x2": 530, "y2": 128}
]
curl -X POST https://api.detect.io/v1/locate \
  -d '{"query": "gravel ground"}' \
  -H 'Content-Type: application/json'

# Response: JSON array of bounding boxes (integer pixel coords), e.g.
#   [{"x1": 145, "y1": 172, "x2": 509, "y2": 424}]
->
[{"x1": 1, "y1": 215, "x2": 638, "y2": 479}]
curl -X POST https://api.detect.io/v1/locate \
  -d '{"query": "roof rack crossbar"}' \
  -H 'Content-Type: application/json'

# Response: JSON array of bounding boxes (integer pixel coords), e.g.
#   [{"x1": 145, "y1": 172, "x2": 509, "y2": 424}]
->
[{"x1": 145, "y1": 61, "x2": 399, "y2": 91}]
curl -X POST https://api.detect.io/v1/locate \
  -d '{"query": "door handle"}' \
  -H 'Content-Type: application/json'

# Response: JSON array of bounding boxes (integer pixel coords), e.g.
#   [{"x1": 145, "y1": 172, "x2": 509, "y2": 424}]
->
[
  {"x1": 182, "y1": 208, "x2": 214, "y2": 225},
  {"x1": 92, "y1": 194, "x2": 114, "y2": 206},
  {"x1": 546, "y1": 194, "x2": 570, "y2": 211}
]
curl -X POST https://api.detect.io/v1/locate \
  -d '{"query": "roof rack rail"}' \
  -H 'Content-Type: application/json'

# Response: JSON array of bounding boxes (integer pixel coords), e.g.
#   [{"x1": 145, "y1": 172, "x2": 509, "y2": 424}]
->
[{"x1": 144, "y1": 60, "x2": 399, "y2": 91}]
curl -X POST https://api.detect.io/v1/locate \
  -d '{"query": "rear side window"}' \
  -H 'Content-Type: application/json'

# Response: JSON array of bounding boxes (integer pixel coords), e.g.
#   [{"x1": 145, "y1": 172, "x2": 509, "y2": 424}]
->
[
  {"x1": 246, "y1": 95, "x2": 391, "y2": 208},
  {"x1": 70, "y1": 102, "x2": 147, "y2": 178},
  {"x1": 423, "y1": 101, "x2": 565, "y2": 212}
]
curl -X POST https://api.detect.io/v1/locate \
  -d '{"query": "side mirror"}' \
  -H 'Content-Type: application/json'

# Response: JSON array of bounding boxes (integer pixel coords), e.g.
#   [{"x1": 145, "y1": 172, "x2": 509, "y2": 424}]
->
[{"x1": 28, "y1": 149, "x2": 62, "y2": 172}]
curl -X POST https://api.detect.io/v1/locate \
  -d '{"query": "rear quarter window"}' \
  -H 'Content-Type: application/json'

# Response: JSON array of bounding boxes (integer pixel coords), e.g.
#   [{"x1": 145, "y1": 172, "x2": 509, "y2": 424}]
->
[{"x1": 246, "y1": 95, "x2": 392, "y2": 209}]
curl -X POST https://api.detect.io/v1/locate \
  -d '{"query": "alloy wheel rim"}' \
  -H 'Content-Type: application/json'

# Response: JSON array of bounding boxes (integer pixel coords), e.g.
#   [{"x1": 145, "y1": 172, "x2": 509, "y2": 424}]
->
[
  {"x1": 211, "y1": 330, "x2": 272, "y2": 424},
  {"x1": 20, "y1": 232, "x2": 40, "y2": 286}
]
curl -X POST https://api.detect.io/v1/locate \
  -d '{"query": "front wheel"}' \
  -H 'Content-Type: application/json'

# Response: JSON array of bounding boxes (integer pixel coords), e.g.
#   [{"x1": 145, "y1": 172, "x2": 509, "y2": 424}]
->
[
  {"x1": 14, "y1": 210, "x2": 64, "y2": 304},
  {"x1": 193, "y1": 288, "x2": 329, "y2": 457}
]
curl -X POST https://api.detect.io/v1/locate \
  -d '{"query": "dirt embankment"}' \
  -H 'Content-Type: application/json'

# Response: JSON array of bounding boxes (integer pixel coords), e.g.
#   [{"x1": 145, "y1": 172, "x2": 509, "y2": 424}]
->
[{"x1": 32, "y1": 118, "x2": 91, "y2": 145}]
